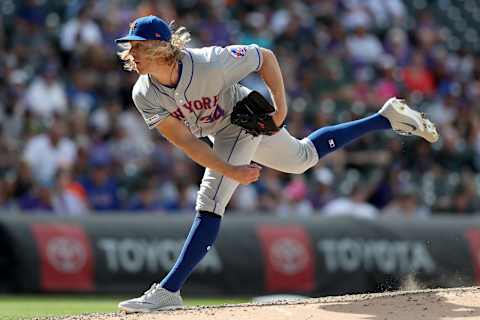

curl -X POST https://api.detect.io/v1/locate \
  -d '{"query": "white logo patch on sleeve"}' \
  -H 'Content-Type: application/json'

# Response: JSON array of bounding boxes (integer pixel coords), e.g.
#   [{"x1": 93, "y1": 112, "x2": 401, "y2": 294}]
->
[
  {"x1": 229, "y1": 46, "x2": 247, "y2": 59},
  {"x1": 145, "y1": 114, "x2": 161, "y2": 126}
]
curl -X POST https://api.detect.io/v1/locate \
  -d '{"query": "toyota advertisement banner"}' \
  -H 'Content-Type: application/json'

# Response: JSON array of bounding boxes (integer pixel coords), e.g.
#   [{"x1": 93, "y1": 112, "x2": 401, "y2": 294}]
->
[{"x1": 0, "y1": 214, "x2": 478, "y2": 295}]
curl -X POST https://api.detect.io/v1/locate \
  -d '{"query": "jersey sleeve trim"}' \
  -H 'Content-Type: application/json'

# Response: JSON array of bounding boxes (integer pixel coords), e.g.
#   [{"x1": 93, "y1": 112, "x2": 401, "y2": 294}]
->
[
  {"x1": 254, "y1": 45, "x2": 263, "y2": 72},
  {"x1": 184, "y1": 50, "x2": 195, "y2": 102},
  {"x1": 184, "y1": 50, "x2": 202, "y2": 136}
]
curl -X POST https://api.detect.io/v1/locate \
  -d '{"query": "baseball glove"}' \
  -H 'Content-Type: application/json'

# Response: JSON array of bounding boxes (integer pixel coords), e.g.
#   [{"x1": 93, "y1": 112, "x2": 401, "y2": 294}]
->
[{"x1": 231, "y1": 91, "x2": 282, "y2": 136}]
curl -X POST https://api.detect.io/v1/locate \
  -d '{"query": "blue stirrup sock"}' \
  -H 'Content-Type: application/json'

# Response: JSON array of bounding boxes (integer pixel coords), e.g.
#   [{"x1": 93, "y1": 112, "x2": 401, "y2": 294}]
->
[
  {"x1": 308, "y1": 113, "x2": 391, "y2": 159},
  {"x1": 160, "y1": 211, "x2": 221, "y2": 292}
]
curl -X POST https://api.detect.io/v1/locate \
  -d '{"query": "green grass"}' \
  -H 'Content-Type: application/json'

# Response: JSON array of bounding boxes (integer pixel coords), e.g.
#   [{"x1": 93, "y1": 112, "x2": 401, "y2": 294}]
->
[{"x1": 0, "y1": 295, "x2": 249, "y2": 320}]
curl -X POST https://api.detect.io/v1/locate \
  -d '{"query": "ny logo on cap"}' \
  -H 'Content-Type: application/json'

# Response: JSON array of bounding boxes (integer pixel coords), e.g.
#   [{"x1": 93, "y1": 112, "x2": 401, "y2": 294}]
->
[{"x1": 328, "y1": 139, "x2": 336, "y2": 148}]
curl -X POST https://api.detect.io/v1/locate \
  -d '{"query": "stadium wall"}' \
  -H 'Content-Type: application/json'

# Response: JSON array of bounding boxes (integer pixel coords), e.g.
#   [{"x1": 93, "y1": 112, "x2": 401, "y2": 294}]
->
[{"x1": 0, "y1": 213, "x2": 479, "y2": 295}]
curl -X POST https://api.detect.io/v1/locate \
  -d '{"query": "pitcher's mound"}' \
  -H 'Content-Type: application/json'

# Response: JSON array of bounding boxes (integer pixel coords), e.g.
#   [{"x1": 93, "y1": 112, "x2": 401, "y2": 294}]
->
[{"x1": 61, "y1": 286, "x2": 480, "y2": 320}]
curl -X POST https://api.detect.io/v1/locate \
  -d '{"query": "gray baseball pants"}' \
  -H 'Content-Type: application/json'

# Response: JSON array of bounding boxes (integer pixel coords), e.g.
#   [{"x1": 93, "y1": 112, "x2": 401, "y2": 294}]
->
[{"x1": 195, "y1": 125, "x2": 319, "y2": 215}]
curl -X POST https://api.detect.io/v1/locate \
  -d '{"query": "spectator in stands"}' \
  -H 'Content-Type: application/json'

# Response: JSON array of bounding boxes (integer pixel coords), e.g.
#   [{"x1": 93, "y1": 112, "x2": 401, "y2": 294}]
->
[
  {"x1": 401, "y1": 50, "x2": 435, "y2": 97},
  {"x1": 384, "y1": 27, "x2": 411, "y2": 67},
  {"x1": 127, "y1": 177, "x2": 164, "y2": 212},
  {"x1": 197, "y1": 6, "x2": 233, "y2": 47},
  {"x1": 345, "y1": 24, "x2": 384, "y2": 65},
  {"x1": 68, "y1": 67, "x2": 98, "y2": 114},
  {"x1": 309, "y1": 166, "x2": 336, "y2": 210},
  {"x1": 160, "y1": 158, "x2": 198, "y2": 212},
  {"x1": 80, "y1": 154, "x2": 121, "y2": 211},
  {"x1": 52, "y1": 168, "x2": 89, "y2": 216},
  {"x1": 278, "y1": 176, "x2": 314, "y2": 217},
  {"x1": 59, "y1": 5, "x2": 102, "y2": 54},
  {"x1": 256, "y1": 168, "x2": 284, "y2": 213},
  {"x1": 25, "y1": 64, "x2": 68, "y2": 120},
  {"x1": 170, "y1": 180, "x2": 198, "y2": 212},
  {"x1": 18, "y1": 184, "x2": 53, "y2": 212},
  {"x1": 372, "y1": 55, "x2": 400, "y2": 107},
  {"x1": 22, "y1": 121, "x2": 77, "y2": 186},
  {"x1": 364, "y1": 0, "x2": 407, "y2": 28},
  {"x1": 341, "y1": 1, "x2": 372, "y2": 32},
  {"x1": 415, "y1": 10, "x2": 440, "y2": 51},
  {"x1": 229, "y1": 184, "x2": 259, "y2": 212},
  {"x1": 322, "y1": 184, "x2": 379, "y2": 219},
  {"x1": 2, "y1": 70, "x2": 29, "y2": 144},
  {"x1": 449, "y1": 182, "x2": 480, "y2": 214},
  {"x1": 382, "y1": 187, "x2": 430, "y2": 219},
  {"x1": 426, "y1": 93, "x2": 458, "y2": 127},
  {"x1": 240, "y1": 11, "x2": 273, "y2": 49},
  {"x1": 108, "y1": 123, "x2": 151, "y2": 174},
  {"x1": 435, "y1": 126, "x2": 475, "y2": 172}
]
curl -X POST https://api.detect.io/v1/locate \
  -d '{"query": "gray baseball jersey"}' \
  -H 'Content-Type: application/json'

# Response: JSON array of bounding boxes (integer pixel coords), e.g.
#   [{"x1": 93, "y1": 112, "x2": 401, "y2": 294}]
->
[
  {"x1": 131, "y1": 44, "x2": 318, "y2": 215},
  {"x1": 132, "y1": 44, "x2": 262, "y2": 137}
]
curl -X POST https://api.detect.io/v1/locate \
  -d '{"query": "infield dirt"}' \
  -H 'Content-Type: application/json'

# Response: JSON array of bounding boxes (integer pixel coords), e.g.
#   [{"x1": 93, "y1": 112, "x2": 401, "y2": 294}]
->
[{"x1": 52, "y1": 286, "x2": 480, "y2": 320}]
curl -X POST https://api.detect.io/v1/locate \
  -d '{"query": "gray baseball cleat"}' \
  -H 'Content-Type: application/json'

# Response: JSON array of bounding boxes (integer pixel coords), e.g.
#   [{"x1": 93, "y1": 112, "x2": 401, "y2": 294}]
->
[
  {"x1": 378, "y1": 97, "x2": 439, "y2": 143},
  {"x1": 118, "y1": 283, "x2": 183, "y2": 313}
]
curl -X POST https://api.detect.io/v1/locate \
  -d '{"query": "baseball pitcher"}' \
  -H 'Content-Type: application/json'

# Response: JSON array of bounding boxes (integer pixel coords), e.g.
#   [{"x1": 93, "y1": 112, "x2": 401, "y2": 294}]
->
[{"x1": 115, "y1": 16, "x2": 438, "y2": 313}]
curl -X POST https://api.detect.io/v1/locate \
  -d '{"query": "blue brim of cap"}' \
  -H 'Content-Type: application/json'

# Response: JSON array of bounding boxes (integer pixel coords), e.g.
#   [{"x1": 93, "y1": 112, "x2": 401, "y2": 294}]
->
[{"x1": 115, "y1": 35, "x2": 147, "y2": 43}]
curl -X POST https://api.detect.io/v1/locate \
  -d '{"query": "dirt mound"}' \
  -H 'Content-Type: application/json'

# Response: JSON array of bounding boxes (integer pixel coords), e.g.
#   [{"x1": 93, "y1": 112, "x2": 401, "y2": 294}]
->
[{"x1": 54, "y1": 287, "x2": 480, "y2": 320}]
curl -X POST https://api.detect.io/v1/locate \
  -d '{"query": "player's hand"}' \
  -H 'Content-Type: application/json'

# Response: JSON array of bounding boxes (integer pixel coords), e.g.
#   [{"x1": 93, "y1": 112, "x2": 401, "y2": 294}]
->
[{"x1": 227, "y1": 163, "x2": 262, "y2": 184}]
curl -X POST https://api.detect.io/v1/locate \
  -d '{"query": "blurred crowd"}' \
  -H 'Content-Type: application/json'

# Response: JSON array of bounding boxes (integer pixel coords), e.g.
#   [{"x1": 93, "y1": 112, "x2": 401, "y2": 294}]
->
[{"x1": 1, "y1": 0, "x2": 479, "y2": 217}]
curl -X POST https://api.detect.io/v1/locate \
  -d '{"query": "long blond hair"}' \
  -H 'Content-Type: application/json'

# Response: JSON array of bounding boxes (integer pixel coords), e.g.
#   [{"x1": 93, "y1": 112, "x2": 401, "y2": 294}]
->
[{"x1": 117, "y1": 21, "x2": 191, "y2": 71}]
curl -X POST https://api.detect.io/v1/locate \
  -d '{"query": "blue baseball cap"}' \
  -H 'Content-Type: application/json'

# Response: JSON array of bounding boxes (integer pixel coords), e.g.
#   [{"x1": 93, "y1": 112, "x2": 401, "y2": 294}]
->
[{"x1": 115, "y1": 15, "x2": 172, "y2": 43}]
